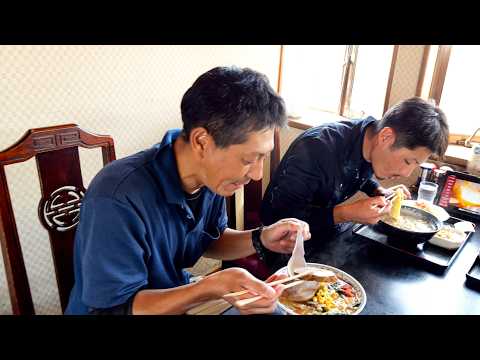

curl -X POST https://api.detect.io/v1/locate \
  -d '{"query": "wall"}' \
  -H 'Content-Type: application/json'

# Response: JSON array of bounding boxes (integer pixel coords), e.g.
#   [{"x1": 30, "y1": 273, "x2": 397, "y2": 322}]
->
[
  {"x1": 0, "y1": 45, "x2": 281, "y2": 314},
  {"x1": 387, "y1": 45, "x2": 425, "y2": 108}
]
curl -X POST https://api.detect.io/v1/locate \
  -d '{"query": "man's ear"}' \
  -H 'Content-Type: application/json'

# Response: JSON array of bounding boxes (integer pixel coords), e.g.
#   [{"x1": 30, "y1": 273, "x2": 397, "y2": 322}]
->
[
  {"x1": 189, "y1": 127, "x2": 212, "y2": 157},
  {"x1": 378, "y1": 127, "x2": 396, "y2": 147}
]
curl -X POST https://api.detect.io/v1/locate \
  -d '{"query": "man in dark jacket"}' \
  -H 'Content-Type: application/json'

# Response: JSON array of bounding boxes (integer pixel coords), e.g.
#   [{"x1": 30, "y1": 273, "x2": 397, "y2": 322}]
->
[{"x1": 261, "y1": 97, "x2": 449, "y2": 270}]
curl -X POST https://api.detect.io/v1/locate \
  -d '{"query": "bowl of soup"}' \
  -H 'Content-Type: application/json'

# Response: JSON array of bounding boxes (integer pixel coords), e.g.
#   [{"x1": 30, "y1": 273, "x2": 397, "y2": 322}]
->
[
  {"x1": 377, "y1": 205, "x2": 443, "y2": 246},
  {"x1": 275, "y1": 263, "x2": 367, "y2": 315}
]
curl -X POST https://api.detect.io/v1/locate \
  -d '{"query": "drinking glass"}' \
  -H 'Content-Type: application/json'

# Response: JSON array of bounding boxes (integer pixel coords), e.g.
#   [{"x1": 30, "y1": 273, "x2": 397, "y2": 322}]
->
[{"x1": 417, "y1": 181, "x2": 438, "y2": 203}]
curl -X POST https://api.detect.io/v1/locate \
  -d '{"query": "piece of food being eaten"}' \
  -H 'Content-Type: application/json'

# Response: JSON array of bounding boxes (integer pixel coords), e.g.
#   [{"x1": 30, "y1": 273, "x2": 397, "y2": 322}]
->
[
  {"x1": 390, "y1": 188, "x2": 405, "y2": 221},
  {"x1": 293, "y1": 267, "x2": 337, "y2": 283},
  {"x1": 282, "y1": 280, "x2": 322, "y2": 302}
]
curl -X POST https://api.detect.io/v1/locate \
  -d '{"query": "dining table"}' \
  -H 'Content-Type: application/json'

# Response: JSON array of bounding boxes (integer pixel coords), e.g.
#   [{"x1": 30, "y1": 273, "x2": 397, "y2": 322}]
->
[
  {"x1": 301, "y1": 219, "x2": 480, "y2": 315},
  {"x1": 201, "y1": 216, "x2": 480, "y2": 316}
]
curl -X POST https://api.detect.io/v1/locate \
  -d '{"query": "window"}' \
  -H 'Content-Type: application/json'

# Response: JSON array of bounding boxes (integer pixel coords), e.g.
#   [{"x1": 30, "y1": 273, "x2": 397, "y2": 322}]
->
[
  {"x1": 436, "y1": 46, "x2": 479, "y2": 136},
  {"x1": 420, "y1": 46, "x2": 438, "y2": 99},
  {"x1": 347, "y1": 45, "x2": 395, "y2": 119},
  {"x1": 280, "y1": 45, "x2": 347, "y2": 116},
  {"x1": 424, "y1": 45, "x2": 480, "y2": 142},
  {"x1": 279, "y1": 45, "x2": 395, "y2": 122}
]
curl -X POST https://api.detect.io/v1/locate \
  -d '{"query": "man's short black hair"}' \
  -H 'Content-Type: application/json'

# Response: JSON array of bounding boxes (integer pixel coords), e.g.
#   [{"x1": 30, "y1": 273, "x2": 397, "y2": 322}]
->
[
  {"x1": 373, "y1": 97, "x2": 449, "y2": 157},
  {"x1": 180, "y1": 66, "x2": 287, "y2": 148}
]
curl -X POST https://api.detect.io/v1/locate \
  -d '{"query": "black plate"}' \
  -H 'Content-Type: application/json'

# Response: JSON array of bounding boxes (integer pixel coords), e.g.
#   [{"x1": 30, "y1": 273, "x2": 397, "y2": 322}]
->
[
  {"x1": 466, "y1": 254, "x2": 480, "y2": 290},
  {"x1": 353, "y1": 216, "x2": 473, "y2": 273}
]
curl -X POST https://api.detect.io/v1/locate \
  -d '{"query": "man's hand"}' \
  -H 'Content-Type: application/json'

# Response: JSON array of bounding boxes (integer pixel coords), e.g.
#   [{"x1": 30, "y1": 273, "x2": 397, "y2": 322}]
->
[
  {"x1": 205, "y1": 268, "x2": 286, "y2": 315},
  {"x1": 260, "y1": 218, "x2": 311, "y2": 254},
  {"x1": 334, "y1": 196, "x2": 391, "y2": 225},
  {"x1": 376, "y1": 185, "x2": 411, "y2": 200}
]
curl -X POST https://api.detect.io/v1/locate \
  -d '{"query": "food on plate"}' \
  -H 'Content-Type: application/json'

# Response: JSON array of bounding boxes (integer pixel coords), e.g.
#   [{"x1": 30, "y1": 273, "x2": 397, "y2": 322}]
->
[
  {"x1": 279, "y1": 271, "x2": 362, "y2": 315},
  {"x1": 390, "y1": 188, "x2": 405, "y2": 221},
  {"x1": 428, "y1": 224, "x2": 467, "y2": 250},
  {"x1": 382, "y1": 212, "x2": 437, "y2": 232}
]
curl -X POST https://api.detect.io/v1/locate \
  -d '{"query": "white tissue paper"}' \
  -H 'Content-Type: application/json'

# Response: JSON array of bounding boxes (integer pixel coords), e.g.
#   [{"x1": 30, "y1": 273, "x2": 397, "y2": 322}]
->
[{"x1": 287, "y1": 226, "x2": 307, "y2": 276}]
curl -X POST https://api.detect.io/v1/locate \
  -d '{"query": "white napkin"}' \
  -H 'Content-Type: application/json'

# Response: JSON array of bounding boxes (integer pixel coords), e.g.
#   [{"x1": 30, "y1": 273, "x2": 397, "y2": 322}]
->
[{"x1": 287, "y1": 225, "x2": 307, "y2": 276}]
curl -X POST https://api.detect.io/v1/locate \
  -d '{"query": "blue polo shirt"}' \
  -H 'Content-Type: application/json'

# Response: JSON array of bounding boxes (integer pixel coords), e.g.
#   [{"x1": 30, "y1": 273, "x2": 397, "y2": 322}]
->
[{"x1": 65, "y1": 129, "x2": 228, "y2": 315}]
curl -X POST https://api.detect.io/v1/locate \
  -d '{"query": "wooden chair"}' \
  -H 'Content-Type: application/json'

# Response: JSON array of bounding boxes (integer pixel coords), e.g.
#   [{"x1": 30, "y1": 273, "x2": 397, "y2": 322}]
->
[{"x1": 0, "y1": 124, "x2": 115, "y2": 314}]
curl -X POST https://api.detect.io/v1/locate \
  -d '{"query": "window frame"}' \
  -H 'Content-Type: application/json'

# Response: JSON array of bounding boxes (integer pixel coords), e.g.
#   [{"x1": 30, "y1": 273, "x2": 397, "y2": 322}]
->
[
  {"x1": 341, "y1": 45, "x2": 399, "y2": 119},
  {"x1": 427, "y1": 45, "x2": 480, "y2": 144},
  {"x1": 278, "y1": 45, "x2": 398, "y2": 123},
  {"x1": 272, "y1": 45, "x2": 398, "y2": 173}
]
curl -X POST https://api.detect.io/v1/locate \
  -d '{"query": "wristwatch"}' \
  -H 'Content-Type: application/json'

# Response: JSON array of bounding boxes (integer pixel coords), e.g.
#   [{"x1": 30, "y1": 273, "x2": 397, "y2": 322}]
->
[{"x1": 251, "y1": 225, "x2": 267, "y2": 261}]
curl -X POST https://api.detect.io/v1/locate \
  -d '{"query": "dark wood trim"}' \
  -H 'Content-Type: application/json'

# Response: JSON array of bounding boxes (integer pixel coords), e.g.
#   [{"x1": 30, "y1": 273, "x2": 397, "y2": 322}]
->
[
  {"x1": 0, "y1": 124, "x2": 116, "y2": 166},
  {"x1": 288, "y1": 119, "x2": 313, "y2": 131},
  {"x1": 383, "y1": 45, "x2": 399, "y2": 114},
  {"x1": 346, "y1": 46, "x2": 359, "y2": 117},
  {"x1": 339, "y1": 46, "x2": 357, "y2": 117},
  {"x1": 225, "y1": 195, "x2": 236, "y2": 229},
  {"x1": 271, "y1": 130, "x2": 280, "y2": 177},
  {"x1": 416, "y1": 45, "x2": 431, "y2": 96},
  {"x1": 243, "y1": 179, "x2": 263, "y2": 229},
  {"x1": 270, "y1": 45, "x2": 284, "y2": 176},
  {"x1": 428, "y1": 46, "x2": 480, "y2": 141},
  {"x1": 36, "y1": 147, "x2": 85, "y2": 312},
  {"x1": 276, "y1": 45, "x2": 284, "y2": 96},
  {"x1": 0, "y1": 165, "x2": 35, "y2": 315},
  {"x1": 429, "y1": 45, "x2": 452, "y2": 105}
]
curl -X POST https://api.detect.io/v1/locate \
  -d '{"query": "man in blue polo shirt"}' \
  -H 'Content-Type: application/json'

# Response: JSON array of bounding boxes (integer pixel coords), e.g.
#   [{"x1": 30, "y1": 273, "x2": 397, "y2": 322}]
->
[{"x1": 65, "y1": 66, "x2": 310, "y2": 315}]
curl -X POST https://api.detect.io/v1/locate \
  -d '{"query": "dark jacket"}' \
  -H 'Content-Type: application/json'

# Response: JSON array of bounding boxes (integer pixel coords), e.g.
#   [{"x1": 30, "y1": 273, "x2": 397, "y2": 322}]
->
[{"x1": 261, "y1": 117, "x2": 379, "y2": 240}]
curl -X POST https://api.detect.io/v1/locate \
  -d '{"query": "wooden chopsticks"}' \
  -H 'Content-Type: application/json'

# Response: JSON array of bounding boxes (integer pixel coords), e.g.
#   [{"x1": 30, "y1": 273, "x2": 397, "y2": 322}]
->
[
  {"x1": 235, "y1": 280, "x2": 305, "y2": 307},
  {"x1": 223, "y1": 269, "x2": 314, "y2": 299},
  {"x1": 186, "y1": 299, "x2": 232, "y2": 315},
  {"x1": 188, "y1": 274, "x2": 311, "y2": 314},
  {"x1": 385, "y1": 192, "x2": 397, "y2": 201},
  {"x1": 378, "y1": 192, "x2": 397, "y2": 213}
]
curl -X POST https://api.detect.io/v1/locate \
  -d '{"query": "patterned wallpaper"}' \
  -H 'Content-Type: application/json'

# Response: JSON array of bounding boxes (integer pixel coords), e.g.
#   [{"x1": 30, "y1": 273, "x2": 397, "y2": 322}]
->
[
  {"x1": 387, "y1": 45, "x2": 425, "y2": 108},
  {"x1": 0, "y1": 45, "x2": 281, "y2": 314}
]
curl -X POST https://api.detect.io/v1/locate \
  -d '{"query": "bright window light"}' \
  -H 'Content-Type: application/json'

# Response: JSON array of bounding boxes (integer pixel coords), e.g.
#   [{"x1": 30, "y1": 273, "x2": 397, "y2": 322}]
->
[
  {"x1": 348, "y1": 45, "x2": 394, "y2": 119},
  {"x1": 280, "y1": 45, "x2": 347, "y2": 116},
  {"x1": 440, "y1": 46, "x2": 480, "y2": 136}
]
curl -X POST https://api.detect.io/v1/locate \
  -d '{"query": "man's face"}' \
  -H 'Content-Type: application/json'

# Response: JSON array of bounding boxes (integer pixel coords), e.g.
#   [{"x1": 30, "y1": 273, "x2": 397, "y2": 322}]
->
[
  {"x1": 201, "y1": 128, "x2": 275, "y2": 196},
  {"x1": 370, "y1": 128, "x2": 432, "y2": 180}
]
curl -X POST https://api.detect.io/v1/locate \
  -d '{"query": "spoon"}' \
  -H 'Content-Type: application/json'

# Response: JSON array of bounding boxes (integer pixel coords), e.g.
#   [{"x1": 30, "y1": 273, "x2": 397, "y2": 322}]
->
[{"x1": 287, "y1": 224, "x2": 307, "y2": 276}]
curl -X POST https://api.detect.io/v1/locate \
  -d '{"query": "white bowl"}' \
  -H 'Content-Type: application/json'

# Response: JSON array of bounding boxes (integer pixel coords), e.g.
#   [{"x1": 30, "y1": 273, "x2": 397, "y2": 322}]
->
[
  {"x1": 274, "y1": 262, "x2": 367, "y2": 315},
  {"x1": 402, "y1": 200, "x2": 450, "y2": 222}
]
